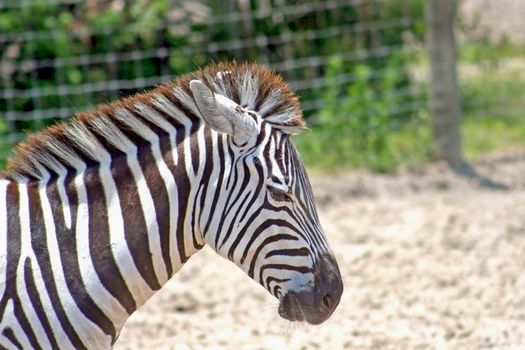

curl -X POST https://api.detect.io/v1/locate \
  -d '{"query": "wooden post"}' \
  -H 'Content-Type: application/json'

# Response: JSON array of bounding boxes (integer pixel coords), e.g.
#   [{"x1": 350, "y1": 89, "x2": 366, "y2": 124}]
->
[{"x1": 426, "y1": 0, "x2": 463, "y2": 168}]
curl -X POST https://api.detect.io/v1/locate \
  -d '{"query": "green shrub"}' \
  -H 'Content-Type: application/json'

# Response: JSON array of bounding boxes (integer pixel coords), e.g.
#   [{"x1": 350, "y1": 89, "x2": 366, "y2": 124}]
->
[
  {"x1": 296, "y1": 54, "x2": 430, "y2": 172},
  {"x1": 0, "y1": 0, "x2": 427, "y2": 170}
]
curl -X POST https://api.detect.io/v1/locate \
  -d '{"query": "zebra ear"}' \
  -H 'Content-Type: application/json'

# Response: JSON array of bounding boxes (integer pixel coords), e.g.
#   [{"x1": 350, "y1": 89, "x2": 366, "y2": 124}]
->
[{"x1": 190, "y1": 79, "x2": 258, "y2": 145}]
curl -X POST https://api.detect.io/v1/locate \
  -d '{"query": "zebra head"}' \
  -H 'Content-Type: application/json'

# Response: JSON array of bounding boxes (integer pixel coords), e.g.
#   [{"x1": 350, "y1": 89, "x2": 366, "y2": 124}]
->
[{"x1": 190, "y1": 75, "x2": 343, "y2": 325}]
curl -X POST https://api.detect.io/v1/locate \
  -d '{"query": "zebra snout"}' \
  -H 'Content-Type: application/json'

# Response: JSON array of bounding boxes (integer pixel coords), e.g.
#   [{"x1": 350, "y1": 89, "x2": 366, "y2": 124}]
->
[{"x1": 278, "y1": 254, "x2": 343, "y2": 325}]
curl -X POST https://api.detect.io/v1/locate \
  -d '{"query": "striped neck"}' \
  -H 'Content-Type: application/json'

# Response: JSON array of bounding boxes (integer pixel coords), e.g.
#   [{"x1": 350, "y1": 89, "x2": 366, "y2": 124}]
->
[{"x1": 0, "y1": 120, "x2": 236, "y2": 345}]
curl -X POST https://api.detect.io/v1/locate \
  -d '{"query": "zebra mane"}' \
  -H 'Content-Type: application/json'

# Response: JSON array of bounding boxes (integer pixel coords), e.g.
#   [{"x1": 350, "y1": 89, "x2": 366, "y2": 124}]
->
[{"x1": 1, "y1": 62, "x2": 305, "y2": 181}]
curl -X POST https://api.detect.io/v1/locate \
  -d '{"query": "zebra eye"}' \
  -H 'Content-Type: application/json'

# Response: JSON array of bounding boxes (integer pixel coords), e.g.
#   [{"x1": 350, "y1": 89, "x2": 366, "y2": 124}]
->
[{"x1": 268, "y1": 186, "x2": 293, "y2": 202}]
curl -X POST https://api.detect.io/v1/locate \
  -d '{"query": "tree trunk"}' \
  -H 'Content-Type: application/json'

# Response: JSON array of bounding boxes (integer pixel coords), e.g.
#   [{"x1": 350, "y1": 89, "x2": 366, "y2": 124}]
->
[{"x1": 426, "y1": 0, "x2": 463, "y2": 169}]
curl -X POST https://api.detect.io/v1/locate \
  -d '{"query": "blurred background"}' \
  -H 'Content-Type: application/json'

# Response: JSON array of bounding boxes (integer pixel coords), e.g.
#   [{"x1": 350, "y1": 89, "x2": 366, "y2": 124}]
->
[
  {"x1": 0, "y1": 0, "x2": 523, "y2": 172},
  {"x1": 1, "y1": 2, "x2": 525, "y2": 349}
]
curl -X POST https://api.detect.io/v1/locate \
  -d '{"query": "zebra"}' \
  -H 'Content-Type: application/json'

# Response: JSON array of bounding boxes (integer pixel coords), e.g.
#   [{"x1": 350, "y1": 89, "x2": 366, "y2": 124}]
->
[{"x1": 0, "y1": 62, "x2": 343, "y2": 349}]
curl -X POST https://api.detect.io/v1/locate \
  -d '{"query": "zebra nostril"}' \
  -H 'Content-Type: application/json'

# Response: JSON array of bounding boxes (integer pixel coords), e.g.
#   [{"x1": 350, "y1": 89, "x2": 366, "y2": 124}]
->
[{"x1": 322, "y1": 294, "x2": 332, "y2": 310}]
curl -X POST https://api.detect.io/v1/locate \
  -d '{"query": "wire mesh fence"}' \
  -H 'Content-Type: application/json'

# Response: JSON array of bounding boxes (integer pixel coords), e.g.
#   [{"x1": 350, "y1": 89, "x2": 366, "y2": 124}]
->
[
  {"x1": 0, "y1": 0, "x2": 523, "y2": 167},
  {"x1": 453, "y1": 0, "x2": 525, "y2": 165},
  {"x1": 0, "y1": 0, "x2": 424, "y2": 159}
]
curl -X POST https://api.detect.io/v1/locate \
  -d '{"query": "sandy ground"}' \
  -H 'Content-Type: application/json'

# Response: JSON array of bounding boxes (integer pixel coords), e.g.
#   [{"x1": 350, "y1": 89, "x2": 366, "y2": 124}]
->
[{"x1": 114, "y1": 150, "x2": 525, "y2": 350}]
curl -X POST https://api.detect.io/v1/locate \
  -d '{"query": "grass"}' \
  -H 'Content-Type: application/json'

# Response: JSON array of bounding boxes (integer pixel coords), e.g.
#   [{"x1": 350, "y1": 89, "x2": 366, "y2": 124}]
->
[
  {"x1": 297, "y1": 112, "x2": 525, "y2": 173},
  {"x1": 296, "y1": 46, "x2": 525, "y2": 173},
  {"x1": 460, "y1": 56, "x2": 525, "y2": 161},
  {"x1": 295, "y1": 119, "x2": 432, "y2": 173},
  {"x1": 462, "y1": 114, "x2": 525, "y2": 161},
  {"x1": 459, "y1": 41, "x2": 525, "y2": 65},
  {"x1": 297, "y1": 110, "x2": 525, "y2": 173}
]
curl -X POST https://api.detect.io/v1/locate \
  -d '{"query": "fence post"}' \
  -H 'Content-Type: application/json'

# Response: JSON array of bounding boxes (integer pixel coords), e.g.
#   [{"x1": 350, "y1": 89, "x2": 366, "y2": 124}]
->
[{"x1": 426, "y1": 0, "x2": 463, "y2": 168}]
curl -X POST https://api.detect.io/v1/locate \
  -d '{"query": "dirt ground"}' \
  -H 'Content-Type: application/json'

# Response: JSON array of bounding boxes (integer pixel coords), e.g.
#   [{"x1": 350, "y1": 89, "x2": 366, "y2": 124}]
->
[{"x1": 114, "y1": 150, "x2": 525, "y2": 350}]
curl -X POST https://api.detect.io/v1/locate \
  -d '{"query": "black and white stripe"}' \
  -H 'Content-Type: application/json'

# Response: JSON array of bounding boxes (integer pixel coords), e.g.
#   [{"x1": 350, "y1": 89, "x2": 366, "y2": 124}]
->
[{"x1": 0, "y1": 63, "x2": 340, "y2": 349}]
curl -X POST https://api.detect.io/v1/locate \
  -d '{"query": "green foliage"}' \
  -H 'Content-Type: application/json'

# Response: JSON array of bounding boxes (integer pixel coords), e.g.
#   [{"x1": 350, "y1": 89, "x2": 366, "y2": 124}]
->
[
  {"x1": 462, "y1": 114, "x2": 525, "y2": 160},
  {"x1": 454, "y1": 4, "x2": 525, "y2": 159},
  {"x1": 0, "y1": 120, "x2": 7, "y2": 170},
  {"x1": 0, "y1": 0, "x2": 426, "y2": 168},
  {"x1": 2, "y1": 0, "x2": 521, "y2": 173},
  {"x1": 461, "y1": 63, "x2": 525, "y2": 115},
  {"x1": 459, "y1": 42, "x2": 525, "y2": 70},
  {"x1": 296, "y1": 54, "x2": 430, "y2": 172},
  {"x1": 460, "y1": 61, "x2": 525, "y2": 160}
]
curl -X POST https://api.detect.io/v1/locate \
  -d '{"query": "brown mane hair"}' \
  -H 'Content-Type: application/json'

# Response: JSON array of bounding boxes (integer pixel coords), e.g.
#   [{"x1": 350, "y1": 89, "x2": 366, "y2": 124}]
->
[{"x1": 1, "y1": 62, "x2": 305, "y2": 181}]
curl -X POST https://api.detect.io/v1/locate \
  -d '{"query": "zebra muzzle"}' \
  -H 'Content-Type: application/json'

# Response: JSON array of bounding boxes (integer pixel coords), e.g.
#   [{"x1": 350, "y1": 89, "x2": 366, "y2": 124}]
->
[{"x1": 278, "y1": 254, "x2": 343, "y2": 325}]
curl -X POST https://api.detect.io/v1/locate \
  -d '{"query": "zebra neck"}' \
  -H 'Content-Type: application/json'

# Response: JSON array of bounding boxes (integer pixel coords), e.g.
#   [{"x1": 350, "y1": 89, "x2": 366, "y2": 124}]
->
[
  {"x1": 59, "y1": 125, "x2": 217, "y2": 306},
  {"x1": 0, "y1": 124, "x2": 230, "y2": 342}
]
